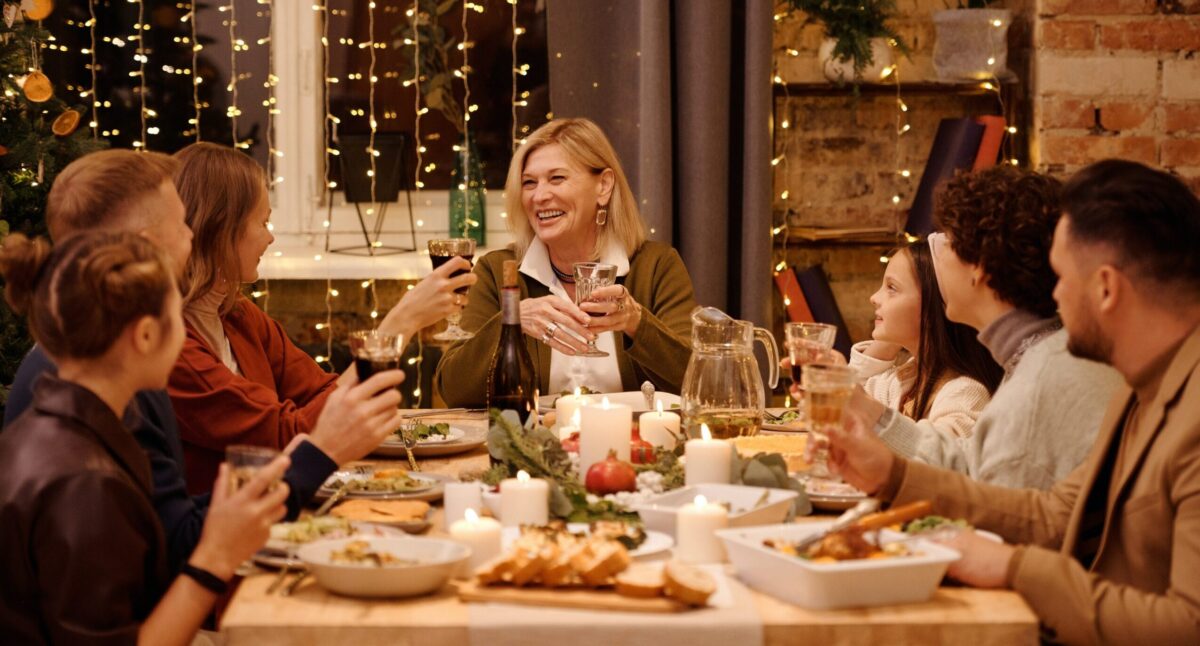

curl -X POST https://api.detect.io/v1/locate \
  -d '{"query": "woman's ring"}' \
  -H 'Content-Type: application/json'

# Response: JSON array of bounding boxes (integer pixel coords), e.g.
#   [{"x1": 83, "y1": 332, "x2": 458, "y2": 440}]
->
[
  {"x1": 541, "y1": 331, "x2": 552, "y2": 344},
  {"x1": 545, "y1": 322, "x2": 558, "y2": 338}
]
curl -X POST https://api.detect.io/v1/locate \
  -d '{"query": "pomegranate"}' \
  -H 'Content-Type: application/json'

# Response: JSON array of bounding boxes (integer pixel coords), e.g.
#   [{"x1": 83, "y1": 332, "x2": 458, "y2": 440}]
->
[
  {"x1": 561, "y1": 431, "x2": 580, "y2": 454},
  {"x1": 630, "y1": 436, "x2": 656, "y2": 464},
  {"x1": 585, "y1": 450, "x2": 637, "y2": 494}
]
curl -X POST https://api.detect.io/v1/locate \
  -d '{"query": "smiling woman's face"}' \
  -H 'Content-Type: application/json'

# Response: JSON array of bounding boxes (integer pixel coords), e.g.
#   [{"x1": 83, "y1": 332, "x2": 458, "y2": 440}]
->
[{"x1": 520, "y1": 144, "x2": 611, "y2": 251}]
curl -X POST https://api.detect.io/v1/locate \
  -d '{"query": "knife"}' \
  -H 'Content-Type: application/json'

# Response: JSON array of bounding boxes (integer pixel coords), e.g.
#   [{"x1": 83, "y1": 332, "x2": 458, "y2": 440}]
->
[{"x1": 790, "y1": 498, "x2": 881, "y2": 553}]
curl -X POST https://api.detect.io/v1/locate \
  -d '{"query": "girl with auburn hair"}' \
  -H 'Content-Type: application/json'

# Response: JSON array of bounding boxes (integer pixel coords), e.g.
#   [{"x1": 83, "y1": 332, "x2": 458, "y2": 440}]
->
[
  {"x1": 0, "y1": 232, "x2": 289, "y2": 645},
  {"x1": 435, "y1": 118, "x2": 698, "y2": 405},
  {"x1": 168, "y1": 142, "x2": 475, "y2": 492},
  {"x1": 849, "y1": 242, "x2": 1002, "y2": 439}
]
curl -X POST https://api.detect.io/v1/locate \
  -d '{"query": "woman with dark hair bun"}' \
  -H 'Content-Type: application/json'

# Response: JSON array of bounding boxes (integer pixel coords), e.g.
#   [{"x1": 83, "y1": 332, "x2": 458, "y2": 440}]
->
[
  {"x1": 0, "y1": 231, "x2": 289, "y2": 645},
  {"x1": 849, "y1": 241, "x2": 1003, "y2": 439}
]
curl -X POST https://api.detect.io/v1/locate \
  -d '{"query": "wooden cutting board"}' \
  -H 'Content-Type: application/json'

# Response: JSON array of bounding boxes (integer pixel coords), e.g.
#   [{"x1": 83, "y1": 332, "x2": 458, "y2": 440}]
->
[{"x1": 456, "y1": 581, "x2": 690, "y2": 613}]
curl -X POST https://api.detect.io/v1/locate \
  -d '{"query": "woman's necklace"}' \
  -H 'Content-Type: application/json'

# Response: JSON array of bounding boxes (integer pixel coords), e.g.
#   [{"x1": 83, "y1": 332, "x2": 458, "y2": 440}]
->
[{"x1": 551, "y1": 262, "x2": 575, "y2": 284}]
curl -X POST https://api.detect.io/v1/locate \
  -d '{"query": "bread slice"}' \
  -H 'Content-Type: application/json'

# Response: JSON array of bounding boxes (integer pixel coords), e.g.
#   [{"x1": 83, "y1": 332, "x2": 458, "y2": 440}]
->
[
  {"x1": 615, "y1": 564, "x2": 665, "y2": 599},
  {"x1": 579, "y1": 540, "x2": 631, "y2": 587},
  {"x1": 663, "y1": 561, "x2": 716, "y2": 606},
  {"x1": 475, "y1": 555, "x2": 515, "y2": 585}
]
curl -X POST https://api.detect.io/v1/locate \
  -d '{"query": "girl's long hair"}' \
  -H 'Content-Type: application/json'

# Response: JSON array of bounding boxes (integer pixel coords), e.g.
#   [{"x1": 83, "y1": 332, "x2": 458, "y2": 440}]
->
[{"x1": 906, "y1": 242, "x2": 1004, "y2": 419}]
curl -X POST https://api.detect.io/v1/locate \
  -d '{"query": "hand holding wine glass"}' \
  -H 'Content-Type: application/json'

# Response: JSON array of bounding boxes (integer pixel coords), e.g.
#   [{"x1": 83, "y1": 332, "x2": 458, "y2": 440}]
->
[
  {"x1": 573, "y1": 262, "x2": 618, "y2": 358},
  {"x1": 428, "y1": 238, "x2": 476, "y2": 341}
]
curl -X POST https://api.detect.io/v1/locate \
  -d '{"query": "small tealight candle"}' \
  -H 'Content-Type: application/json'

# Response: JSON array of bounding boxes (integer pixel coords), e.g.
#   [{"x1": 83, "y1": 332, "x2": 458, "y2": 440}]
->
[
  {"x1": 449, "y1": 508, "x2": 503, "y2": 575},
  {"x1": 559, "y1": 409, "x2": 582, "y2": 442},
  {"x1": 579, "y1": 397, "x2": 632, "y2": 480},
  {"x1": 499, "y1": 470, "x2": 550, "y2": 527},
  {"x1": 674, "y1": 494, "x2": 729, "y2": 563},
  {"x1": 639, "y1": 401, "x2": 681, "y2": 449},
  {"x1": 556, "y1": 388, "x2": 592, "y2": 429},
  {"x1": 443, "y1": 481, "x2": 485, "y2": 530},
  {"x1": 684, "y1": 424, "x2": 733, "y2": 486}
]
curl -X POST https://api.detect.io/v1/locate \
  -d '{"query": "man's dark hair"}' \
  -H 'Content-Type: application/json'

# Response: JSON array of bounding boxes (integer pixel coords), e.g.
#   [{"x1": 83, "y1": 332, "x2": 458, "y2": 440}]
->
[
  {"x1": 1062, "y1": 159, "x2": 1200, "y2": 299},
  {"x1": 934, "y1": 166, "x2": 1064, "y2": 317}
]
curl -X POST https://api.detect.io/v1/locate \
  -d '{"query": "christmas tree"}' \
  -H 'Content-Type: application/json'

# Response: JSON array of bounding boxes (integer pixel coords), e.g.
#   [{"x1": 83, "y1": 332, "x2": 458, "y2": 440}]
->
[{"x1": 1, "y1": 0, "x2": 107, "y2": 409}]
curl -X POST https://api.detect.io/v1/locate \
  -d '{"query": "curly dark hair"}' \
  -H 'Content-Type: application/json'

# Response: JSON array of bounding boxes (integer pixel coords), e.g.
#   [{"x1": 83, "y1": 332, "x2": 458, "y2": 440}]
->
[{"x1": 933, "y1": 166, "x2": 1063, "y2": 318}]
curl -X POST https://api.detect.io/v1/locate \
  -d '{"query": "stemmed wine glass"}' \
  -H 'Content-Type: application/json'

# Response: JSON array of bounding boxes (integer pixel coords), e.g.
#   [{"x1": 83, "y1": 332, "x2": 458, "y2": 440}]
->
[
  {"x1": 428, "y1": 238, "x2": 476, "y2": 341},
  {"x1": 573, "y1": 262, "x2": 618, "y2": 358}
]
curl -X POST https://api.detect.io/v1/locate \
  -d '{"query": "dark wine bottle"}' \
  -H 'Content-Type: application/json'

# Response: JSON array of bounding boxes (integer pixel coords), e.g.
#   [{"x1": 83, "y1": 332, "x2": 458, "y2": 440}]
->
[{"x1": 487, "y1": 260, "x2": 539, "y2": 428}]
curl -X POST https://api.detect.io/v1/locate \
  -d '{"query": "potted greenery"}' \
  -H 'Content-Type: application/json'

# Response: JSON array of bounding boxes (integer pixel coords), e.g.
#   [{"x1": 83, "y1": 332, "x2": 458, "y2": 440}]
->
[
  {"x1": 785, "y1": 0, "x2": 911, "y2": 85},
  {"x1": 932, "y1": 1, "x2": 1013, "y2": 81}
]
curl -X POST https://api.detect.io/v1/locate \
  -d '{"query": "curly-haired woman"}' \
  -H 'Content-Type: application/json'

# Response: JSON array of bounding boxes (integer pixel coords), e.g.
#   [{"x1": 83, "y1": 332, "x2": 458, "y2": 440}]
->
[{"x1": 841, "y1": 166, "x2": 1122, "y2": 489}]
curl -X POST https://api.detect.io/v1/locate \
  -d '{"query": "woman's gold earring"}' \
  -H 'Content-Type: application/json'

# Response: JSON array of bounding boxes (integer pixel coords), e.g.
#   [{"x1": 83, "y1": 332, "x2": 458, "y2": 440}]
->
[{"x1": 595, "y1": 207, "x2": 608, "y2": 226}]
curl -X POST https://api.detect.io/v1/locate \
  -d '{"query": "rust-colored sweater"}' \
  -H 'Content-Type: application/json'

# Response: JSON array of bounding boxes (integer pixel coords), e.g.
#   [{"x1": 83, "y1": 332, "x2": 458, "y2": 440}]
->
[{"x1": 168, "y1": 297, "x2": 337, "y2": 493}]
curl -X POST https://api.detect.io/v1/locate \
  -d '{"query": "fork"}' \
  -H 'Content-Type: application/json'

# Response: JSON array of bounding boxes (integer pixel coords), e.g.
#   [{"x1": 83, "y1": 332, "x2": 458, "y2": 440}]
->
[
  {"x1": 280, "y1": 570, "x2": 310, "y2": 596},
  {"x1": 396, "y1": 422, "x2": 420, "y2": 472}
]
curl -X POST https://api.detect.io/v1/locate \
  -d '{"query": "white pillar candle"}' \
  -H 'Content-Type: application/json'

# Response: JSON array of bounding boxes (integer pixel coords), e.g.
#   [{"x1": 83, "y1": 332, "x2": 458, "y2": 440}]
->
[
  {"x1": 675, "y1": 494, "x2": 729, "y2": 563},
  {"x1": 558, "y1": 409, "x2": 582, "y2": 442},
  {"x1": 443, "y1": 482, "x2": 485, "y2": 530},
  {"x1": 639, "y1": 401, "x2": 681, "y2": 449},
  {"x1": 499, "y1": 470, "x2": 550, "y2": 528},
  {"x1": 684, "y1": 424, "x2": 732, "y2": 486},
  {"x1": 579, "y1": 397, "x2": 632, "y2": 480},
  {"x1": 555, "y1": 389, "x2": 592, "y2": 430},
  {"x1": 449, "y1": 509, "x2": 503, "y2": 576}
]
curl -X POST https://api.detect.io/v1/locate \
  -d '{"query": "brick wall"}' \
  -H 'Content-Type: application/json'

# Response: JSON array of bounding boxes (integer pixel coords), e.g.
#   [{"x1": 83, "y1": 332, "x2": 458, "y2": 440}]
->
[
  {"x1": 771, "y1": 0, "x2": 1034, "y2": 343},
  {"x1": 1034, "y1": 0, "x2": 1200, "y2": 193}
]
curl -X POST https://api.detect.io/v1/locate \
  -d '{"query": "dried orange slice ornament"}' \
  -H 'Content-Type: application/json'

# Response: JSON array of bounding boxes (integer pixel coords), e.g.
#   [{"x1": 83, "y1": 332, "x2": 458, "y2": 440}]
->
[
  {"x1": 23, "y1": 71, "x2": 53, "y2": 103},
  {"x1": 23, "y1": 0, "x2": 54, "y2": 21},
  {"x1": 52, "y1": 109, "x2": 80, "y2": 136}
]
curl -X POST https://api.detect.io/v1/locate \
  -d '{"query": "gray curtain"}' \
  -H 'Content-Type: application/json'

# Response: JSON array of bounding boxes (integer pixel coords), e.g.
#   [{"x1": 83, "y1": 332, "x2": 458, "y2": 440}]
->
[{"x1": 546, "y1": 0, "x2": 774, "y2": 329}]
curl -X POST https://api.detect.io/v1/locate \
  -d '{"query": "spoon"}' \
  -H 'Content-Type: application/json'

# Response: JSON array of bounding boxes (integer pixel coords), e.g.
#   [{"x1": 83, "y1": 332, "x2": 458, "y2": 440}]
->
[{"x1": 641, "y1": 380, "x2": 655, "y2": 411}]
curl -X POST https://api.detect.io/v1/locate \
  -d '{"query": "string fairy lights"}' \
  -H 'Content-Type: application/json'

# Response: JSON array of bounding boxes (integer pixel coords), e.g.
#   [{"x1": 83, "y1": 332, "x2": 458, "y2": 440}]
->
[
  {"x1": 132, "y1": 0, "x2": 148, "y2": 149},
  {"x1": 85, "y1": 1, "x2": 98, "y2": 139}
]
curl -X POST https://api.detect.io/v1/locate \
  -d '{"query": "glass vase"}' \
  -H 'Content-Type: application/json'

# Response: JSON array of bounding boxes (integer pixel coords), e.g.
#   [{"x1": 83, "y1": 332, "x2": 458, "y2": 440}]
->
[{"x1": 449, "y1": 134, "x2": 486, "y2": 246}]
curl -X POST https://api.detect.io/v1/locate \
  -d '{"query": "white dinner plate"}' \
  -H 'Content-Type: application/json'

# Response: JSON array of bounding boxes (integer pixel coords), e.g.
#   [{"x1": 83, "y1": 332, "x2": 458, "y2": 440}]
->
[
  {"x1": 371, "y1": 426, "x2": 487, "y2": 458},
  {"x1": 537, "y1": 391, "x2": 681, "y2": 415},
  {"x1": 500, "y1": 523, "x2": 674, "y2": 560},
  {"x1": 315, "y1": 470, "x2": 452, "y2": 503},
  {"x1": 804, "y1": 477, "x2": 868, "y2": 511}
]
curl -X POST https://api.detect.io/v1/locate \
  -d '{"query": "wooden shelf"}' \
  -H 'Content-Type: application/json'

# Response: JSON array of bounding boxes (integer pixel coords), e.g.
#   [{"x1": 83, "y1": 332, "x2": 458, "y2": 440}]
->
[{"x1": 774, "y1": 79, "x2": 1016, "y2": 98}]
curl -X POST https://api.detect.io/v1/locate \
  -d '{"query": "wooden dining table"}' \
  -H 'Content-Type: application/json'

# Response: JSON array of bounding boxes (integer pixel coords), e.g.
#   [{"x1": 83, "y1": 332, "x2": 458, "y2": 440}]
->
[{"x1": 220, "y1": 411, "x2": 1039, "y2": 645}]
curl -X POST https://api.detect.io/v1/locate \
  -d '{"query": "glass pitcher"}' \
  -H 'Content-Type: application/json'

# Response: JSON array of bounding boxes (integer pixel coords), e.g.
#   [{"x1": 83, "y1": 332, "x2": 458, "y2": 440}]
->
[{"x1": 680, "y1": 307, "x2": 779, "y2": 439}]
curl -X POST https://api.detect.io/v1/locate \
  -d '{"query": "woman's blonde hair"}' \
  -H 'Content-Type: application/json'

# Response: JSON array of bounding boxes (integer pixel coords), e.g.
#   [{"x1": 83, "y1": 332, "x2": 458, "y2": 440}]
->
[
  {"x1": 173, "y1": 142, "x2": 267, "y2": 314},
  {"x1": 504, "y1": 118, "x2": 646, "y2": 261}
]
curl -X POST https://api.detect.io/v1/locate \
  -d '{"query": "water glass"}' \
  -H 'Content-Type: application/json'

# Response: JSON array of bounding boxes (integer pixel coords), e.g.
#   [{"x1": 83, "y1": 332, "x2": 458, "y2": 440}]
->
[
  {"x1": 801, "y1": 363, "x2": 857, "y2": 480},
  {"x1": 225, "y1": 445, "x2": 281, "y2": 495}
]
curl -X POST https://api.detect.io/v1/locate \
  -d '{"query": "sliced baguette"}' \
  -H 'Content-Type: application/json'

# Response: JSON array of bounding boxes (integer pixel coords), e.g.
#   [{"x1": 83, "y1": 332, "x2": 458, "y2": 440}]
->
[
  {"x1": 663, "y1": 561, "x2": 716, "y2": 606},
  {"x1": 614, "y1": 564, "x2": 665, "y2": 599}
]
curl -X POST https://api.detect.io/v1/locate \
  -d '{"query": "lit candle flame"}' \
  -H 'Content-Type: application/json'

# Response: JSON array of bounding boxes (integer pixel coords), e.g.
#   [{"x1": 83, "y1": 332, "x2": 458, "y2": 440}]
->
[
  {"x1": 464, "y1": 508, "x2": 480, "y2": 523},
  {"x1": 517, "y1": 470, "x2": 530, "y2": 483},
  {"x1": 701, "y1": 424, "x2": 712, "y2": 441},
  {"x1": 656, "y1": 400, "x2": 664, "y2": 415},
  {"x1": 602, "y1": 396, "x2": 611, "y2": 410},
  {"x1": 571, "y1": 409, "x2": 581, "y2": 427},
  {"x1": 695, "y1": 494, "x2": 708, "y2": 508}
]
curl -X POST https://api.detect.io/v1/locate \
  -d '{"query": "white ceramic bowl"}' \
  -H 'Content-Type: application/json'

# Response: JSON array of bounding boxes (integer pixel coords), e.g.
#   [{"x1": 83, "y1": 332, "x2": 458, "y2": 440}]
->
[
  {"x1": 297, "y1": 536, "x2": 469, "y2": 598},
  {"x1": 632, "y1": 484, "x2": 799, "y2": 538},
  {"x1": 717, "y1": 521, "x2": 960, "y2": 610}
]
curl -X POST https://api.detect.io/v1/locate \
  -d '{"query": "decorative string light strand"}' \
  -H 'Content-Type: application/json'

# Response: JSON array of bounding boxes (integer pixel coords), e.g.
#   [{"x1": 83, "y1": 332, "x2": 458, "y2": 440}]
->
[
  {"x1": 410, "y1": 0, "x2": 424, "y2": 191},
  {"x1": 224, "y1": 0, "x2": 240, "y2": 148},
  {"x1": 319, "y1": 0, "x2": 334, "y2": 367},
  {"x1": 367, "y1": 1, "x2": 378, "y2": 215},
  {"x1": 510, "y1": 0, "x2": 521, "y2": 149},
  {"x1": 459, "y1": 0, "x2": 473, "y2": 237},
  {"x1": 134, "y1": 0, "x2": 147, "y2": 149},
  {"x1": 262, "y1": 0, "x2": 280, "y2": 186}
]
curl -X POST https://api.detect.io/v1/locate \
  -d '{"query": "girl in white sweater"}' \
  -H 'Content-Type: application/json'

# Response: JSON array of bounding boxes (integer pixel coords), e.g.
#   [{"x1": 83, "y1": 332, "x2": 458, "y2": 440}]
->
[{"x1": 850, "y1": 242, "x2": 1003, "y2": 442}]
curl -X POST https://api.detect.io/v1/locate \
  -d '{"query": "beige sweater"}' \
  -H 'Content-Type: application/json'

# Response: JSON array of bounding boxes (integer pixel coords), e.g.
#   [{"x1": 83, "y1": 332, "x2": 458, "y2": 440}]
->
[
  {"x1": 849, "y1": 341, "x2": 991, "y2": 441},
  {"x1": 877, "y1": 310, "x2": 1124, "y2": 490}
]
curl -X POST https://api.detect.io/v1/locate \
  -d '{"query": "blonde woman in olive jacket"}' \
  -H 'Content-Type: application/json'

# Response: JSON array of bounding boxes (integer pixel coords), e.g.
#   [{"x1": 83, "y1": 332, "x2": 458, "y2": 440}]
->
[{"x1": 434, "y1": 119, "x2": 697, "y2": 405}]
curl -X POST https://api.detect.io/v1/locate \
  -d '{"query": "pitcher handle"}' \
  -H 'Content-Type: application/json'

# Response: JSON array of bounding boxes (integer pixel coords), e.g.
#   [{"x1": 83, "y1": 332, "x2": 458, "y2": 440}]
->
[{"x1": 753, "y1": 327, "x2": 780, "y2": 390}]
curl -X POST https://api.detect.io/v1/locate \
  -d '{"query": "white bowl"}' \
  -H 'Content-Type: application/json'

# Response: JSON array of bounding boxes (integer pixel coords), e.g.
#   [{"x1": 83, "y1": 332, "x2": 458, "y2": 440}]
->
[
  {"x1": 297, "y1": 536, "x2": 469, "y2": 598},
  {"x1": 632, "y1": 484, "x2": 799, "y2": 538},
  {"x1": 538, "y1": 391, "x2": 681, "y2": 414},
  {"x1": 717, "y1": 521, "x2": 960, "y2": 610}
]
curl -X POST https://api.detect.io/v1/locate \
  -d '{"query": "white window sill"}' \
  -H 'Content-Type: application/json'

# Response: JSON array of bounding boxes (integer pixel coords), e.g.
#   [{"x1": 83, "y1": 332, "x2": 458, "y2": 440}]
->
[{"x1": 258, "y1": 230, "x2": 515, "y2": 280}]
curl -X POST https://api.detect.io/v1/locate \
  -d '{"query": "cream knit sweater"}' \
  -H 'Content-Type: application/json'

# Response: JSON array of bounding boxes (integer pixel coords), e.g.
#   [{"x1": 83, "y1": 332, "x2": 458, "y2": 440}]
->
[
  {"x1": 849, "y1": 341, "x2": 992, "y2": 441},
  {"x1": 875, "y1": 309, "x2": 1123, "y2": 490}
]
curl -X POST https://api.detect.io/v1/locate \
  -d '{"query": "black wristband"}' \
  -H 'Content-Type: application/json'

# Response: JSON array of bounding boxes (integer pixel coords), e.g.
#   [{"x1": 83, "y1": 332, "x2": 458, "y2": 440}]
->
[{"x1": 181, "y1": 562, "x2": 229, "y2": 595}]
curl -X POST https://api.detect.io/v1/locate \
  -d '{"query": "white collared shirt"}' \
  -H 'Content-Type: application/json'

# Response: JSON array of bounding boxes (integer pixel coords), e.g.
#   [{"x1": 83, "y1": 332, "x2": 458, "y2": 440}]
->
[{"x1": 519, "y1": 237, "x2": 628, "y2": 395}]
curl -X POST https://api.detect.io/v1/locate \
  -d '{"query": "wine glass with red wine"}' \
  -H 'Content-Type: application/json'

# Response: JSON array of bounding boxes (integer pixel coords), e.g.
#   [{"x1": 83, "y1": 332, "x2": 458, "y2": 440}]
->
[
  {"x1": 428, "y1": 238, "x2": 476, "y2": 341},
  {"x1": 348, "y1": 330, "x2": 405, "y2": 402},
  {"x1": 572, "y1": 262, "x2": 618, "y2": 358}
]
